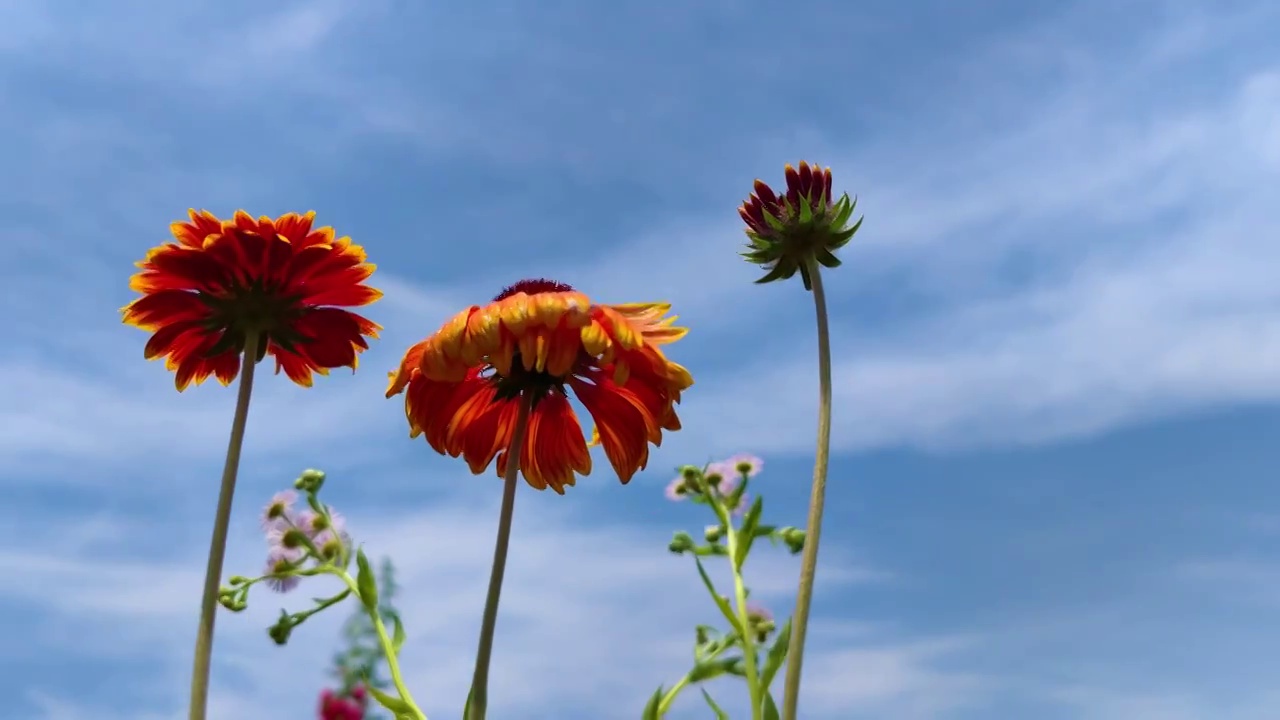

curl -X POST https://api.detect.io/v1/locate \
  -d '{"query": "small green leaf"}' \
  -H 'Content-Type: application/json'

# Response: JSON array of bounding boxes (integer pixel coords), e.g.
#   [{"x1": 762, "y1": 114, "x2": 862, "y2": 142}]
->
[
  {"x1": 700, "y1": 689, "x2": 730, "y2": 720},
  {"x1": 760, "y1": 617, "x2": 793, "y2": 690},
  {"x1": 641, "y1": 685, "x2": 664, "y2": 720},
  {"x1": 687, "y1": 656, "x2": 740, "y2": 683},
  {"x1": 463, "y1": 686, "x2": 474, "y2": 719},
  {"x1": 391, "y1": 613, "x2": 406, "y2": 654},
  {"x1": 734, "y1": 496, "x2": 766, "y2": 568},
  {"x1": 694, "y1": 558, "x2": 742, "y2": 632},
  {"x1": 364, "y1": 683, "x2": 411, "y2": 715},
  {"x1": 356, "y1": 548, "x2": 379, "y2": 612},
  {"x1": 762, "y1": 690, "x2": 782, "y2": 720}
]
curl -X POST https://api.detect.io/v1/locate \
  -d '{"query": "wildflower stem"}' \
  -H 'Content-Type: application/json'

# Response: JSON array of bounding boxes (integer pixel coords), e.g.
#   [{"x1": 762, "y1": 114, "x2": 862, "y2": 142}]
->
[
  {"x1": 655, "y1": 674, "x2": 694, "y2": 715},
  {"x1": 335, "y1": 570, "x2": 427, "y2": 720},
  {"x1": 467, "y1": 394, "x2": 533, "y2": 720},
  {"x1": 724, "y1": 523, "x2": 763, "y2": 720},
  {"x1": 189, "y1": 332, "x2": 261, "y2": 720},
  {"x1": 781, "y1": 259, "x2": 833, "y2": 720}
]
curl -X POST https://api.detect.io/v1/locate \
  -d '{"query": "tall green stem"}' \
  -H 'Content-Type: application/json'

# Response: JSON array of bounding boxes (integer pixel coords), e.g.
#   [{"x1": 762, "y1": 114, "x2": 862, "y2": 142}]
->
[
  {"x1": 189, "y1": 332, "x2": 261, "y2": 720},
  {"x1": 780, "y1": 260, "x2": 833, "y2": 720},
  {"x1": 726, "y1": 527, "x2": 763, "y2": 720},
  {"x1": 466, "y1": 394, "x2": 533, "y2": 720}
]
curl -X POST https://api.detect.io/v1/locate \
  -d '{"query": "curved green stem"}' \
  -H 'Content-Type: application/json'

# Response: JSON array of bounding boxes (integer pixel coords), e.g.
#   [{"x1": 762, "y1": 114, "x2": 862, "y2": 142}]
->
[
  {"x1": 336, "y1": 571, "x2": 427, "y2": 719},
  {"x1": 467, "y1": 394, "x2": 533, "y2": 720},
  {"x1": 780, "y1": 259, "x2": 833, "y2": 720},
  {"x1": 189, "y1": 332, "x2": 261, "y2": 720}
]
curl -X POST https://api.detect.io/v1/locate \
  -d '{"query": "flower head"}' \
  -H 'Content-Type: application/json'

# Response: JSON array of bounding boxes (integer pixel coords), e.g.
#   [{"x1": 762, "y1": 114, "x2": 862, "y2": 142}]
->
[
  {"x1": 387, "y1": 278, "x2": 692, "y2": 494},
  {"x1": 122, "y1": 210, "x2": 382, "y2": 391},
  {"x1": 264, "y1": 551, "x2": 301, "y2": 593},
  {"x1": 745, "y1": 602, "x2": 776, "y2": 642},
  {"x1": 261, "y1": 490, "x2": 298, "y2": 529},
  {"x1": 313, "y1": 529, "x2": 350, "y2": 563},
  {"x1": 297, "y1": 508, "x2": 345, "y2": 538},
  {"x1": 665, "y1": 476, "x2": 691, "y2": 501},
  {"x1": 725, "y1": 453, "x2": 764, "y2": 479},
  {"x1": 739, "y1": 161, "x2": 862, "y2": 290}
]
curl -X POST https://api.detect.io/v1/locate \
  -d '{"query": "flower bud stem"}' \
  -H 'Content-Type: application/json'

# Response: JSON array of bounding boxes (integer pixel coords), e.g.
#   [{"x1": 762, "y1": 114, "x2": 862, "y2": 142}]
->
[
  {"x1": 189, "y1": 332, "x2": 261, "y2": 720},
  {"x1": 335, "y1": 570, "x2": 427, "y2": 719},
  {"x1": 781, "y1": 259, "x2": 833, "y2": 720},
  {"x1": 467, "y1": 393, "x2": 533, "y2": 720}
]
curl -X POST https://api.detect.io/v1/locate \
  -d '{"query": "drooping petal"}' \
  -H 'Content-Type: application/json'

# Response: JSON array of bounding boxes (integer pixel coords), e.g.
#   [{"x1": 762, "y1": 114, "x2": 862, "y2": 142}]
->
[
  {"x1": 497, "y1": 392, "x2": 591, "y2": 493},
  {"x1": 570, "y1": 373, "x2": 656, "y2": 483}
]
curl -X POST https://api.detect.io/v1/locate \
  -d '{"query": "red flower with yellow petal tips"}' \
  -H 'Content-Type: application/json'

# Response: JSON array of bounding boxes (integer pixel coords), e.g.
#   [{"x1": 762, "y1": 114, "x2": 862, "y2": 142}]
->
[
  {"x1": 122, "y1": 210, "x2": 382, "y2": 391},
  {"x1": 386, "y1": 279, "x2": 692, "y2": 494}
]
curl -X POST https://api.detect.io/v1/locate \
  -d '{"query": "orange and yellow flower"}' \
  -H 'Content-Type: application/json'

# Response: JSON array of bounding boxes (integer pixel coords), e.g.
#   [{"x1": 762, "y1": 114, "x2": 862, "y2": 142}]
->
[
  {"x1": 386, "y1": 279, "x2": 692, "y2": 494},
  {"x1": 122, "y1": 210, "x2": 382, "y2": 391}
]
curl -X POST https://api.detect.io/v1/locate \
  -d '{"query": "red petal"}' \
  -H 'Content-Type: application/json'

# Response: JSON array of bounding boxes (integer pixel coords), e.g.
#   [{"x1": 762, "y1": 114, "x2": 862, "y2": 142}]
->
[
  {"x1": 497, "y1": 392, "x2": 590, "y2": 493},
  {"x1": 570, "y1": 372, "x2": 655, "y2": 483}
]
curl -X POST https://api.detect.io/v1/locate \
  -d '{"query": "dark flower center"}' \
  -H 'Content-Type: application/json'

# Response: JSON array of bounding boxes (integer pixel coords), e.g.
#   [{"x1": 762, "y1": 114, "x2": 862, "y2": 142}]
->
[
  {"x1": 201, "y1": 282, "x2": 307, "y2": 358},
  {"x1": 493, "y1": 277, "x2": 576, "y2": 301},
  {"x1": 489, "y1": 354, "x2": 572, "y2": 405}
]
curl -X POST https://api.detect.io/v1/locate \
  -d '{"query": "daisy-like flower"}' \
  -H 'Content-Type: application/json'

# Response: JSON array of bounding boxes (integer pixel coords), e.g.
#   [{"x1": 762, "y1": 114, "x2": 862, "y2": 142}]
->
[
  {"x1": 313, "y1": 529, "x2": 350, "y2": 563},
  {"x1": 121, "y1": 209, "x2": 382, "y2": 391},
  {"x1": 263, "y1": 551, "x2": 301, "y2": 594},
  {"x1": 725, "y1": 453, "x2": 764, "y2": 479},
  {"x1": 261, "y1": 490, "x2": 297, "y2": 529},
  {"x1": 739, "y1": 161, "x2": 862, "y2": 290},
  {"x1": 296, "y1": 508, "x2": 345, "y2": 538},
  {"x1": 386, "y1": 278, "x2": 692, "y2": 493},
  {"x1": 266, "y1": 524, "x2": 309, "y2": 560}
]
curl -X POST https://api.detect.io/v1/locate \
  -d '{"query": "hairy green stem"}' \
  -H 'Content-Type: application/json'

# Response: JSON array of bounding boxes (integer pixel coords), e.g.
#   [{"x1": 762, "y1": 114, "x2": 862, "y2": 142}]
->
[
  {"x1": 189, "y1": 333, "x2": 261, "y2": 720},
  {"x1": 337, "y1": 571, "x2": 427, "y2": 719},
  {"x1": 466, "y1": 394, "x2": 533, "y2": 720},
  {"x1": 780, "y1": 260, "x2": 833, "y2": 720}
]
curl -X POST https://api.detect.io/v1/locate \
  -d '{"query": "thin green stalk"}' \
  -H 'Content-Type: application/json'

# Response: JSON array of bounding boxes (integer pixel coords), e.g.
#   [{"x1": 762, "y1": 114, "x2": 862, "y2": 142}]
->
[
  {"x1": 655, "y1": 674, "x2": 693, "y2": 716},
  {"x1": 780, "y1": 260, "x2": 833, "y2": 720},
  {"x1": 466, "y1": 394, "x2": 534, "y2": 720},
  {"x1": 189, "y1": 332, "x2": 261, "y2": 720},
  {"x1": 725, "y1": 526, "x2": 763, "y2": 720},
  {"x1": 336, "y1": 571, "x2": 427, "y2": 719}
]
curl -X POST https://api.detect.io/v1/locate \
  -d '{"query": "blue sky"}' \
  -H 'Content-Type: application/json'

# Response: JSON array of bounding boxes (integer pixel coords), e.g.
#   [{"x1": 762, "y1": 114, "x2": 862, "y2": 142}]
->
[{"x1": 3, "y1": 0, "x2": 1279, "y2": 718}]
